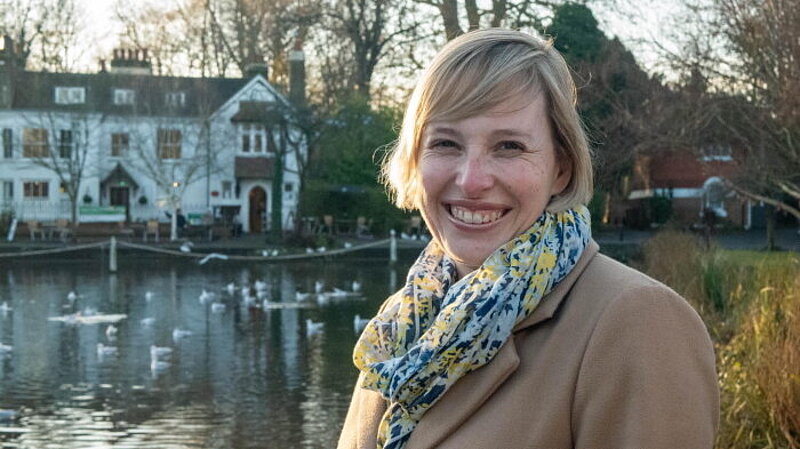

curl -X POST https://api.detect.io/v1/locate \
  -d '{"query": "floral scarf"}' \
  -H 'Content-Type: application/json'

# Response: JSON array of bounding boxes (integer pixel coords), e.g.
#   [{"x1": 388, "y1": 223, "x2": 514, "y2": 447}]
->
[{"x1": 353, "y1": 207, "x2": 591, "y2": 449}]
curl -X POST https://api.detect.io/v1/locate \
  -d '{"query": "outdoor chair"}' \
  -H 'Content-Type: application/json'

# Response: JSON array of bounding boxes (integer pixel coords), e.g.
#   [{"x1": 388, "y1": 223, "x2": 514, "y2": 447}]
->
[
  {"x1": 408, "y1": 216, "x2": 423, "y2": 238},
  {"x1": 117, "y1": 221, "x2": 135, "y2": 240},
  {"x1": 27, "y1": 221, "x2": 47, "y2": 241},
  {"x1": 355, "y1": 216, "x2": 373, "y2": 238},
  {"x1": 52, "y1": 218, "x2": 73, "y2": 242},
  {"x1": 143, "y1": 220, "x2": 160, "y2": 243},
  {"x1": 320, "y1": 215, "x2": 334, "y2": 235}
]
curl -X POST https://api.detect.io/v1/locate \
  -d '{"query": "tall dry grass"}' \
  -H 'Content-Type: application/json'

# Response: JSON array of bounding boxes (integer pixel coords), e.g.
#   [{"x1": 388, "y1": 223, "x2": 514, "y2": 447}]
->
[{"x1": 640, "y1": 230, "x2": 800, "y2": 449}]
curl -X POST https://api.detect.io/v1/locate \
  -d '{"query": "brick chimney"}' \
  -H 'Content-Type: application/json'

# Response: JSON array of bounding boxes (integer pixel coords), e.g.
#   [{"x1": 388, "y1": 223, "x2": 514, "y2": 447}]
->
[
  {"x1": 0, "y1": 35, "x2": 22, "y2": 108},
  {"x1": 288, "y1": 36, "x2": 306, "y2": 107},
  {"x1": 109, "y1": 47, "x2": 152, "y2": 75}
]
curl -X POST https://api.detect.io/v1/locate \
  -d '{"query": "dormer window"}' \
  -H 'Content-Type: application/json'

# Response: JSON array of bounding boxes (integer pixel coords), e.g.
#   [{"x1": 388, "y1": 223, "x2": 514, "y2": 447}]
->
[
  {"x1": 55, "y1": 87, "x2": 85, "y2": 105},
  {"x1": 113, "y1": 88, "x2": 135, "y2": 105},
  {"x1": 165, "y1": 91, "x2": 186, "y2": 107}
]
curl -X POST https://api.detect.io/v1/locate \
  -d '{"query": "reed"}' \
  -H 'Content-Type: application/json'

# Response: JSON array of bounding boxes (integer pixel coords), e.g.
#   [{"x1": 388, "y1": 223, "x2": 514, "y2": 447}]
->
[{"x1": 640, "y1": 230, "x2": 799, "y2": 449}]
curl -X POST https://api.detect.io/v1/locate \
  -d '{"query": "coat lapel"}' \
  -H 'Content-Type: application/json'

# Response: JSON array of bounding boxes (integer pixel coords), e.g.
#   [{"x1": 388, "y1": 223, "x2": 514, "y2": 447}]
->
[{"x1": 405, "y1": 240, "x2": 599, "y2": 449}]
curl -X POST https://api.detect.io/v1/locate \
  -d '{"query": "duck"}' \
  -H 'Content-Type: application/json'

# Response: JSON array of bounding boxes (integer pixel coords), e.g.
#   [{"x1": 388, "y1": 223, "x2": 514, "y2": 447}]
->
[
  {"x1": 67, "y1": 291, "x2": 78, "y2": 302},
  {"x1": 0, "y1": 302, "x2": 12, "y2": 315},
  {"x1": 105, "y1": 325, "x2": 118, "y2": 341},
  {"x1": 254, "y1": 280, "x2": 268, "y2": 292},
  {"x1": 179, "y1": 241, "x2": 194, "y2": 253},
  {"x1": 352, "y1": 281, "x2": 362, "y2": 292},
  {"x1": 211, "y1": 302, "x2": 226, "y2": 313},
  {"x1": 172, "y1": 328, "x2": 193, "y2": 341},
  {"x1": 198, "y1": 289, "x2": 214, "y2": 304},
  {"x1": 150, "y1": 345, "x2": 173, "y2": 359},
  {"x1": 226, "y1": 283, "x2": 236, "y2": 295},
  {"x1": 97, "y1": 343, "x2": 118, "y2": 357},
  {"x1": 305, "y1": 319, "x2": 325, "y2": 337},
  {"x1": 353, "y1": 314, "x2": 370, "y2": 334}
]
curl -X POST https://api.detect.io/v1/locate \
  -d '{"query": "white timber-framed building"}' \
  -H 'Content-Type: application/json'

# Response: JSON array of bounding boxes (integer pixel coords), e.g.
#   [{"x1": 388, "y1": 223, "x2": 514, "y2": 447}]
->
[{"x1": 0, "y1": 36, "x2": 308, "y2": 234}]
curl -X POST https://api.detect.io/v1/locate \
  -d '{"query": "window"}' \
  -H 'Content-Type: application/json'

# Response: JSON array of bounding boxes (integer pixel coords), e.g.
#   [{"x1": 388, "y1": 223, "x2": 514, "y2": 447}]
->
[
  {"x1": 54, "y1": 87, "x2": 86, "y2": 104},
  {"x1": 240, "y1": 124, "x2": 267, "y2": 154},
  {"x1": 111, "y1": 133, "x2": 129, "y2": 157},
  {"x1": 2, "y1": 129, "x2": 11, "y2": 158},
  {"x1": 113, "y1": 88, "x2": 135, "y2": 105},
  {"x1": 23, "y1": 181, "x2": 49, "y2": 199},
  {"x1": 157, "y1": 129, "x2": 182, "y2": 159},
  {"x1": 700, "y1": 144, "x2": 733, "y2": 161},
  {"x1": 165, "y1": 91, "x2": 186, "y2": 107},
  {"x1": 222, "y1": 181, "x2": 232, "y2": 199},
  {"x1": 23, "y1": 128, "x2": 49, "y2": 158},
  {"x1": 1, "y1": 181, "x2": 13, "y2": 201},
  {"x1": 58, "y1": 129, "x2": 73, "y2": 159}
]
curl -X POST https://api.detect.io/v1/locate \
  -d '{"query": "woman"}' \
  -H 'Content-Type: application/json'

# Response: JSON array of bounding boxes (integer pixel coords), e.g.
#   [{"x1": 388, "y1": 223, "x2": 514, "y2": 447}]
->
[{"x1": 338, "y1": 29, "x2": 718, "y2": 449}]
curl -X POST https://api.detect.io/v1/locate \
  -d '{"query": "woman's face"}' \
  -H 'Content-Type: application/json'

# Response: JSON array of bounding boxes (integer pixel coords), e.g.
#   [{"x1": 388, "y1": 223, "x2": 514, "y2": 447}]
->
[{"x1": 418, "y1": 94, "x2": 571, "y2": 279}]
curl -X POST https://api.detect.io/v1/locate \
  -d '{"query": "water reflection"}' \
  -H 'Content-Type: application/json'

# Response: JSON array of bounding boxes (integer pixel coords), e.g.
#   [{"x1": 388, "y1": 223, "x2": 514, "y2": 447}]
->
[{"x1": 0, "y1": 256, "x2": 413, "y2": 448}]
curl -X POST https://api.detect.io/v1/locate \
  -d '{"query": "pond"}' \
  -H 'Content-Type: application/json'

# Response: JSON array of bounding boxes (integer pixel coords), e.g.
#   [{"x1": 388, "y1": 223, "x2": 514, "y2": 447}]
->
[{"x1": 0, "y1": 254, "x2": 414, "y2": 448}]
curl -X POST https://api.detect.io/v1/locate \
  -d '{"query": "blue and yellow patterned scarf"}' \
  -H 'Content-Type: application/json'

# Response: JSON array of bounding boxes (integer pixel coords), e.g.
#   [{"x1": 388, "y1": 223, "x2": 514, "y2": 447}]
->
[{"x1": 353, "y1": 207, "x2": 591, "y2": 449}]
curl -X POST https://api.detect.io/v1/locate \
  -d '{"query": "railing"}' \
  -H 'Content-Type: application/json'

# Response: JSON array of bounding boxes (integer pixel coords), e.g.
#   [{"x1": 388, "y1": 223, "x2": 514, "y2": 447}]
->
[{"x1": 0, "y1": 235, "x2": 398, "y2": 265}]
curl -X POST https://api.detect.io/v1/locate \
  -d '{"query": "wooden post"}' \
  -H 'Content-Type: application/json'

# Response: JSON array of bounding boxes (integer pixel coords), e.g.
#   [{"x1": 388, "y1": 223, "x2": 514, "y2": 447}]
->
[
  {"x1": 109, "y1": 237, "x2": 118, "y2": 273},
  {"x1": 389, "y1": 229, "x2": 397, "y2": 263}
]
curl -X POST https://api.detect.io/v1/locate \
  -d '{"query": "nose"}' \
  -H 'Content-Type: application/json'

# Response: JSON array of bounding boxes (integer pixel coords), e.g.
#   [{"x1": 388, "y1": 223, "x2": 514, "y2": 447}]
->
[{"x1": 456, "y1": 152, "x2": 493, "y2": 197}]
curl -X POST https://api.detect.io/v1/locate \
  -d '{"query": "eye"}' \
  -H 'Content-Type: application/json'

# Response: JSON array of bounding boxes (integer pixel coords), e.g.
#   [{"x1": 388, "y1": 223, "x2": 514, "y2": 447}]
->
[
  {"x1": 497, "y1": 141, "x2": 525, "y2": 152},
  {"x1": 429, "y1": 139, "x2": 459, "y2": 150}
]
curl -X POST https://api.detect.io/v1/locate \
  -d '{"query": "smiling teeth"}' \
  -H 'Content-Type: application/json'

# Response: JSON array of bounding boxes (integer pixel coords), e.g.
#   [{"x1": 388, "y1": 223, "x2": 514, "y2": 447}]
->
[{"x1": 450, "y1": 206, "x2": 503, "y2": 224}]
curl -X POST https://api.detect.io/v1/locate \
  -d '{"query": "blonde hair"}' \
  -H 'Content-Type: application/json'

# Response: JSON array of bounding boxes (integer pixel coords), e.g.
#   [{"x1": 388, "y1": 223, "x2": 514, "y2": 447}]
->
[{"x1": 382, "y1": 28, "x2": 593, "y2": 212}]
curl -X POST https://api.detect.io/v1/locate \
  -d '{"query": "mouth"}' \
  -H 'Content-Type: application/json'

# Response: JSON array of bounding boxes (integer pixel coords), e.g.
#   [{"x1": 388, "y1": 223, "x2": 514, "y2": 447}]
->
[{"x1": 447, "y1": 204, "x2": 508, "y2": 225}]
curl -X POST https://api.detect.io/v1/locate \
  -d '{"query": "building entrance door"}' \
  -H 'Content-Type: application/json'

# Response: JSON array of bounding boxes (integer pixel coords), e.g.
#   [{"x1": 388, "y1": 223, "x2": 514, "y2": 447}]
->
[
  {"x1": 110, "y1": 187, "x2": 130, "y2": 222},
  {"x1": 248, "y1": 187, "x2": 266, "y2": 233}
]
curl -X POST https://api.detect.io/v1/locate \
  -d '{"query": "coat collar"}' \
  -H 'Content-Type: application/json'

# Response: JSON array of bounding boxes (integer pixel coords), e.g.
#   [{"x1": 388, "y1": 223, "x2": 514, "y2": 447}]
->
[{"x1": 405, "y1": 240, "x2": 599, "y2": 449}]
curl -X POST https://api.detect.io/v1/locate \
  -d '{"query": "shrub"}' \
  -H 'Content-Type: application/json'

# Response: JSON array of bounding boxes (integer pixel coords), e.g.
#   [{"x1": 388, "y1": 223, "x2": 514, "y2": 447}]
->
[{"x1": 641, "y1": 229, "x2": 800, "y2": 448}]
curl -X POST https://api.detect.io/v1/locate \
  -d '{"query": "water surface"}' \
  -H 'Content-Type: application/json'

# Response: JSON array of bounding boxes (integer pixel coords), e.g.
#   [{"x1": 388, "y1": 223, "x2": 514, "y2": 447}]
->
[{"x1": 0, "y1": 255, "x2": 412, "y2": 448}]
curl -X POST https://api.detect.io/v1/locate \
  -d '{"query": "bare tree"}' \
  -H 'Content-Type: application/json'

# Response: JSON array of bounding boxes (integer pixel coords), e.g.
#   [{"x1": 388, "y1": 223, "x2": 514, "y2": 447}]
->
[
  {"x1": 663, "y1": 0, "x2": 800, "y2": 222},
  {"x1": 0, "y1": 0, "x2": 86, "y2": 72},
  {"x1": 20, "y1": 111, "x2": 103, "y2": 228},
  {"x1": 122, "y1": 110, "x2": 232, "y2": 241}
]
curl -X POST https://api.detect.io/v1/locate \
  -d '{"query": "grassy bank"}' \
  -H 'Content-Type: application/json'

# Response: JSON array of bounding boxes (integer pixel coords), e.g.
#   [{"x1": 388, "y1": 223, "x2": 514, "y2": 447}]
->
[{"x1": 639, "y1": 230, "x2": 799, "y2": 449}]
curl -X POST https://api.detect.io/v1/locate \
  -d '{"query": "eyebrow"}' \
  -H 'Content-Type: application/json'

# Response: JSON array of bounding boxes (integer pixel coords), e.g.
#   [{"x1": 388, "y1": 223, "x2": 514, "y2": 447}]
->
[{"x1": 425, "y1": 126, "x2": 534, "y2": 140}]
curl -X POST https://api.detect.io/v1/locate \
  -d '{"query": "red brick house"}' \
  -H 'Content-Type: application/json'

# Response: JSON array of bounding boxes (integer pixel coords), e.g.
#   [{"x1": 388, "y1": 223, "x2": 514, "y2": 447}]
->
[{"x1": 624, "y1": 145, "x2": 760, "y2": 229}]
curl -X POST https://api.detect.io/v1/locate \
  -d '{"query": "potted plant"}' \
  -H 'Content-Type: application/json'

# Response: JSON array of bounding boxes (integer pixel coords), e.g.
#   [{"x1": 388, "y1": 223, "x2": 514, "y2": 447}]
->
[
  {"x1": 82, "y1": 193, "x2": 93, "y2": 204},
  {"x1": 138, "y1": 195, "x2": 148, "y2": 205}
]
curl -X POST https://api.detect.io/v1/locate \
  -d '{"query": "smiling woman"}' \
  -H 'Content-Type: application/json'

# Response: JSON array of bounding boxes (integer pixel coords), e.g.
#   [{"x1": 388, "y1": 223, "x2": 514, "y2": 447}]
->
[{"x1": 338, "y1": 29, "x2": 719, "y2": 449}]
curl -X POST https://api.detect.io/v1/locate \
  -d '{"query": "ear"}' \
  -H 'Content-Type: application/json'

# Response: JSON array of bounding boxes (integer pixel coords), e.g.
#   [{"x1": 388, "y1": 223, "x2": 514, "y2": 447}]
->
[{"x1": 550, "y1": 151, "x2": 572, "y2": 196}]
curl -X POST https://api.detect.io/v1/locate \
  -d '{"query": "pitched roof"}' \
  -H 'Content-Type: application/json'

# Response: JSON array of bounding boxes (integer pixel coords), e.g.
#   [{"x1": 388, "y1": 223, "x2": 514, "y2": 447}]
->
[
  {"x1": 11, "y1": 71, "x2": 250, "y2": 117},
  {"x1": 234, "y1": 156, "x2": 274, "y2": 178}
]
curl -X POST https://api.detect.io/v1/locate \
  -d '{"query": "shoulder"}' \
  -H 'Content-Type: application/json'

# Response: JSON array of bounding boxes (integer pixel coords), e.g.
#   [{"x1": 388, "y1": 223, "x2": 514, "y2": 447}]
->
[{"x1": 572, "y1": 252, "x2": 699, "y2": 322}]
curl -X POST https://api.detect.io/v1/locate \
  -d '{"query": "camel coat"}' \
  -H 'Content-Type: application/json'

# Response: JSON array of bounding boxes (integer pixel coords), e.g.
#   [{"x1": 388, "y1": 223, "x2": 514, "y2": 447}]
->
[{"x1": 337, "y1": 241, "x2": 719, "y2": 449}]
